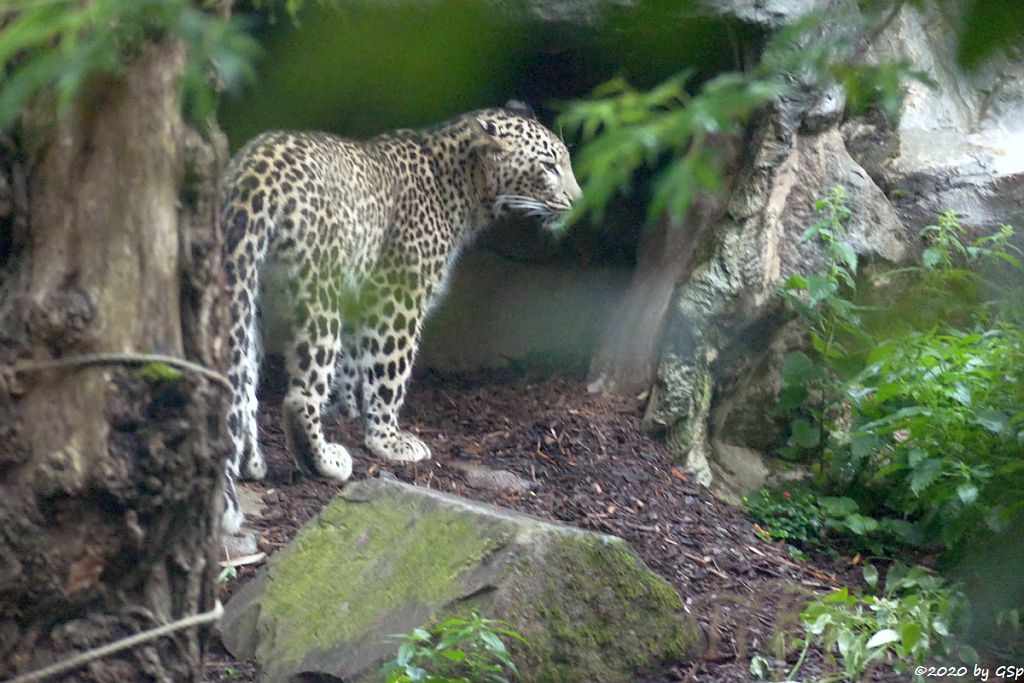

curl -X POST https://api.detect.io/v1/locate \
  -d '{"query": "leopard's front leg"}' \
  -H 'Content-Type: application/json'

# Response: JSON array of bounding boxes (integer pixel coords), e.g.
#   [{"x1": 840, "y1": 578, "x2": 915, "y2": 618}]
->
[{"x1": 356, "y1": 272, "x2": 431, "y2": 463}]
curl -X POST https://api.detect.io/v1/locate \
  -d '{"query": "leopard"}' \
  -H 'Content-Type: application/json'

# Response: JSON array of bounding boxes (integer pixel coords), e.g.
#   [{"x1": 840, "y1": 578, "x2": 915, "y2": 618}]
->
[{"x1": 219, "y1": 101, "x2": 582, "y2": 533}]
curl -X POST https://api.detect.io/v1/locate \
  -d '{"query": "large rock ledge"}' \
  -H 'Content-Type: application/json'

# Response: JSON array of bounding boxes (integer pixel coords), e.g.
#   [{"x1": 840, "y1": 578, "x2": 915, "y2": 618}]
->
[{"x1": 220, "y1": 478, "x2": 701, "y2": 683}]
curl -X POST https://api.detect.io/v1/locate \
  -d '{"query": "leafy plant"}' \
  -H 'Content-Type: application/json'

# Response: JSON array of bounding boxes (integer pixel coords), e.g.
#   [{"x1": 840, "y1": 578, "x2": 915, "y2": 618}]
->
[
  {"x1": 775, "y1": 190, "x2": 1024, "y2": 555},
  {"x1": 756, "y1": 191, "x2": 1024, "y2": 674},
  {"x1": 781, "y1": 564, "x2": 971, "y2": 682},
  {"x1": 746, "y1": 487, "x2": 825, "y2": 550},
  {"x1": 557, "y1": 8, "x2": 922, "y2": 229},
  {"x1": 380, "y1": 613, "x2": 526, "y2": 683},
  {"x1": 744, "y1": 486, "x2": 910, "y2": 557},
  {"x1": 779, "y1": 185, "x2": 864, "y2": 363},
  {"x1": 0, "y1": 0, "x2": 260, "y2": 128}
]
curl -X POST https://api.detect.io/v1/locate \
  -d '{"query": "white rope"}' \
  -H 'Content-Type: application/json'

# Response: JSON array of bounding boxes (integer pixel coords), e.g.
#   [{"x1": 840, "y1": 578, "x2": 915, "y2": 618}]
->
[{"x1": 4, "y1": 600, "x2": 224, "y2": 683}]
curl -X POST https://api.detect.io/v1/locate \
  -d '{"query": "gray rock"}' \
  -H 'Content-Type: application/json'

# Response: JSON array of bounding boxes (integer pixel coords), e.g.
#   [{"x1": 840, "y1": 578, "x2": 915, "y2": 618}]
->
[
  {"x1": 483, "y1": 0, "x2": 842, "y2": 26},
  {"x1": 222, "y1": 531, "x2": 259, "y2": 559},
  {"x1": 643, "y1": 354, "x2": 714, "y2": 486},
  {"x1": 707, "y1": 440, "x2": 771, "y2": 505},
  {"x1": 654, "y1": 107, "x2": 906, "y2": 499},
  {"x1": 869, "y1": 4, "x2": 1024, "y2": 235},
  {"x1": 454, "y1": 462, "x2": 537, "y2": 494},
  {"x1": 220, "y1": 478, "x2": 700, "y2": 683},
  {"x1": 692, "y1": 0, "x2": 843, "y2": 28},
  {"x1": 420, "y1": 249, "x2": 627, "y2": 372},
  {"x1": 653, "y1": 1, "x2": 1024, "y2": 501}
]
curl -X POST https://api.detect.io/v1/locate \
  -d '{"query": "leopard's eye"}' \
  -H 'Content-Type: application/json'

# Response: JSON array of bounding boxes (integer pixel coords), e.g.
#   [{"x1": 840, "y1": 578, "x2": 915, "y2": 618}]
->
[{"x1": 542, "y1": 160, "x2": 559, "y2": 175}]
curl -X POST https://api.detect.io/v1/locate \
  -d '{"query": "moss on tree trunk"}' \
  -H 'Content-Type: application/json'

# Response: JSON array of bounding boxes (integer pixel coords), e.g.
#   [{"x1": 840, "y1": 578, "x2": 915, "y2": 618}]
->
[{"x1": 0, "y1": 39, "x2": 230, "y2": 681}]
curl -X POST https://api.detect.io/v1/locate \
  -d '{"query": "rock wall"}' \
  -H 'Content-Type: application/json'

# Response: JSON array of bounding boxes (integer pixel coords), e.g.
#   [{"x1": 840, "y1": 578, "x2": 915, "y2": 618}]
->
[
  {"x1": 649, "y1": 2, "x2": 1024, "y2": 501},
  {"x1": 866, "y1": 5, "x2": 1024, "y2": 234}
]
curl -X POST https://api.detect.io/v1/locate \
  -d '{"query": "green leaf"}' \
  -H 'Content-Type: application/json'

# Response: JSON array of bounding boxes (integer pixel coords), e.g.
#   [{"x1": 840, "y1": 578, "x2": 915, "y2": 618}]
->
[
  {"x1": 850, "y1": 434, "x2": 879, "y2": 460},
  {"x1": 435, "y1": 616, "x2": 469, "y2": 630},
  {"x1": 899, "y1": 621, "x2": 923, "y2": 655},
  {"x1": 438, "y1": 649, "x2": 467, "y2": 663},
  {"x1": 834, "y1": 241, "x2": 858, "y2": 272},
  {"x1": 823, "y1": 587, "x2": 856, "y2": 605},
  {"x1": 807, "y1": 611, "x2": 834, "y2": 634},
  {"x1": 873, "y1": 382, "x2": 904, "y2": 404},
  {"x1": 818, "y1": 496, "x2": 859, "y2": 517},
  {"x1": 866, "y1": 628, "x2": 899, "y2": 649},
  {"x1": 802, "y1": 222, "x2": 825, "y2": 243},
  {"x1": 0, "y1": 48, "x2": 64, "y2": 128},
  {"x1": 945, "y1": 382, "x2": 972, "y2": 407},
  {"x1": 863, "y1": 563, "x2": 879, "y2": 589},
  {"x1": 907, "y1": 447, "x2": 928, "y2": 468},
  {"x1": 956, "y1": 483, "x2": 979, "y2": 505},
  {"x1": 958, "y1": 0, "x2": 1024, "y2": 69},
  {"x1": 782, "y1": 274, "x2": 808, "y2": 291},
  {"x1": 480, "y1": 630, "x2": 508, "y2": 656},
  {"x1": 859, "y1": 406, "x2": 931, "y2": 433},
  {"x1": 959, "y1": 644, "x2": 980, "y2": 663},
  {"x1": 396, "y1": 642, "x2": 415, "y2": 667},
  {"x1": 910, "y1": 458, "x2": 943, "y2": 495},
  {"x1": 749, "y1": 655, "x2": 772, "y2": 678},
  {"x1": 777, "y1": 384, "x2": 808, "y2": 411},
  {"x1": 806, "y1": 273, "x2": 838, "y2": 306},
  {"x1": 491, "y1": 626, "x2": 529, "y2": 645},
  {"x1": 782, "y1": 351, "x2": 821, "y2": 386},
  {"x1": 791, "y1": 418, "x2": 821, "y2": 449},
  {"x1": 836, "y1": 627, "x2": 858, "y2": 661},
  {"x1": 404, "y1": 665, "x2": 428, "y2": 681},
  {"x1": 974, "y1": 409, "x2": 1009, "y2": 434},
  {"x1": 842, "y1": 513, "x2": 880, "y2": 535},
  {"x1": 922, "y1": 247, "x2": 943, "y2": 268},
  {"x1": 881, "y1": 518, "x2": 915, "y2": 542}
]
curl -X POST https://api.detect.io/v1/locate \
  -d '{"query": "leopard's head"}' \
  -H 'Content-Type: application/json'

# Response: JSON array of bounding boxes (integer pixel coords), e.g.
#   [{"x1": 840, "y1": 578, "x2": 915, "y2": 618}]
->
[{"x1": 470, "y1": 101, "x2": 582, "y2": 229}]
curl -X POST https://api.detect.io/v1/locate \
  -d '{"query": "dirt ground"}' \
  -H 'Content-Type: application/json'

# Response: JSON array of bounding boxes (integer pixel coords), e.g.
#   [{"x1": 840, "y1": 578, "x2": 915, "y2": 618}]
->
[{"x1": 205, "y1": 363, "x2": 886, "y2": 682}]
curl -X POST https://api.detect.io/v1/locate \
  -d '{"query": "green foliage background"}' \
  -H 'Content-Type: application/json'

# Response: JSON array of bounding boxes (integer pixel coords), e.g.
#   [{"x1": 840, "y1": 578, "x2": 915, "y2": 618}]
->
[
  {"x1": 216, "y1": 0, "x2": 748, "y2": 144},
  {"x1": 746, "y1": 191, "x2": 1024, "y2": 676},
  {"x1": 0, "y1": 0, "x2": 258, "y2": 129},
  {"x1": 3, "y1": 0, "x2": 1023, "y2": 141}
]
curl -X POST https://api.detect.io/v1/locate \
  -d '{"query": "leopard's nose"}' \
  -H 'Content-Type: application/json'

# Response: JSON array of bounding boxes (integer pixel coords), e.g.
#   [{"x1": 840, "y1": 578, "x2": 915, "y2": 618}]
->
[{"x1": 565, "y1": 171, "x2": 583, "y2": 204}]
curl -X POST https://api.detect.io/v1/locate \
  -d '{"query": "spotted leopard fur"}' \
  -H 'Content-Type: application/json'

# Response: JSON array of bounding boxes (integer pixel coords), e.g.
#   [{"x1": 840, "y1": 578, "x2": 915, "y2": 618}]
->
[{"x1": 219, "y1": 102, "x2": 581, "y2": 532}]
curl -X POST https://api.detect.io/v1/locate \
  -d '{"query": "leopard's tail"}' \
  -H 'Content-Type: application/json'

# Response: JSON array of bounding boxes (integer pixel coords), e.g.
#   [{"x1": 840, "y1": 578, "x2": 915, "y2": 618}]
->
[{"x1": 220, "y1": 184, "x2": 275, "y2": 533}]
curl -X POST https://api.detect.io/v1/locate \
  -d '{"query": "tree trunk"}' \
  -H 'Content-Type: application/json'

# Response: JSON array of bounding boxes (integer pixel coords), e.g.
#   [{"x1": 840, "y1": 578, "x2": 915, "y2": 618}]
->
[{"x1": 0, "y1": 38, "x2": 230, "y2": 682}]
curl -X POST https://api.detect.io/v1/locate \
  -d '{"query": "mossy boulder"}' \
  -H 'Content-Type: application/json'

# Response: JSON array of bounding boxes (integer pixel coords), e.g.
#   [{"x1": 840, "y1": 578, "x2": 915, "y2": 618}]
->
[{"x1": 220, "y1": 478, "x2": 700, "y2": 682}]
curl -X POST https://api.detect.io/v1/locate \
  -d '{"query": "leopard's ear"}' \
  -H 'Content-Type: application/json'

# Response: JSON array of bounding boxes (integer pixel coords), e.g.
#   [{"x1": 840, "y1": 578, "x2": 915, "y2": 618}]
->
[
  {"x1": 469, "y1": 117, "x2": 508, "y2": 158},
  {"x1": 503, "y1": 99, "x2": 535, "y2": 119}
]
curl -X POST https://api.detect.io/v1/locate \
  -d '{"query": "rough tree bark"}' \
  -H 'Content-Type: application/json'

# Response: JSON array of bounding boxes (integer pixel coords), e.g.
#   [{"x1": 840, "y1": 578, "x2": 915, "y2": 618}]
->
[{"x1": 0, "y1": 39, "x2": 230, "y2": 681}]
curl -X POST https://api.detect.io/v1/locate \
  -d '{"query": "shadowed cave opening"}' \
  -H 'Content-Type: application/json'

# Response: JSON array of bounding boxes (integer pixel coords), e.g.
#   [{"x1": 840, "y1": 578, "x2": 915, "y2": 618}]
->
[{"x1": 218, "y1": 1, "x2": 765, "y2": 374}]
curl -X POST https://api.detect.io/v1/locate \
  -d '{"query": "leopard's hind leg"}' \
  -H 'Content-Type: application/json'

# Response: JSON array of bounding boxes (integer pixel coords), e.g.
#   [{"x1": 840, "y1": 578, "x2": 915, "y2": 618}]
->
[{"x1": 326, "y1": 326, "x2": 362, "y2": 420}]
